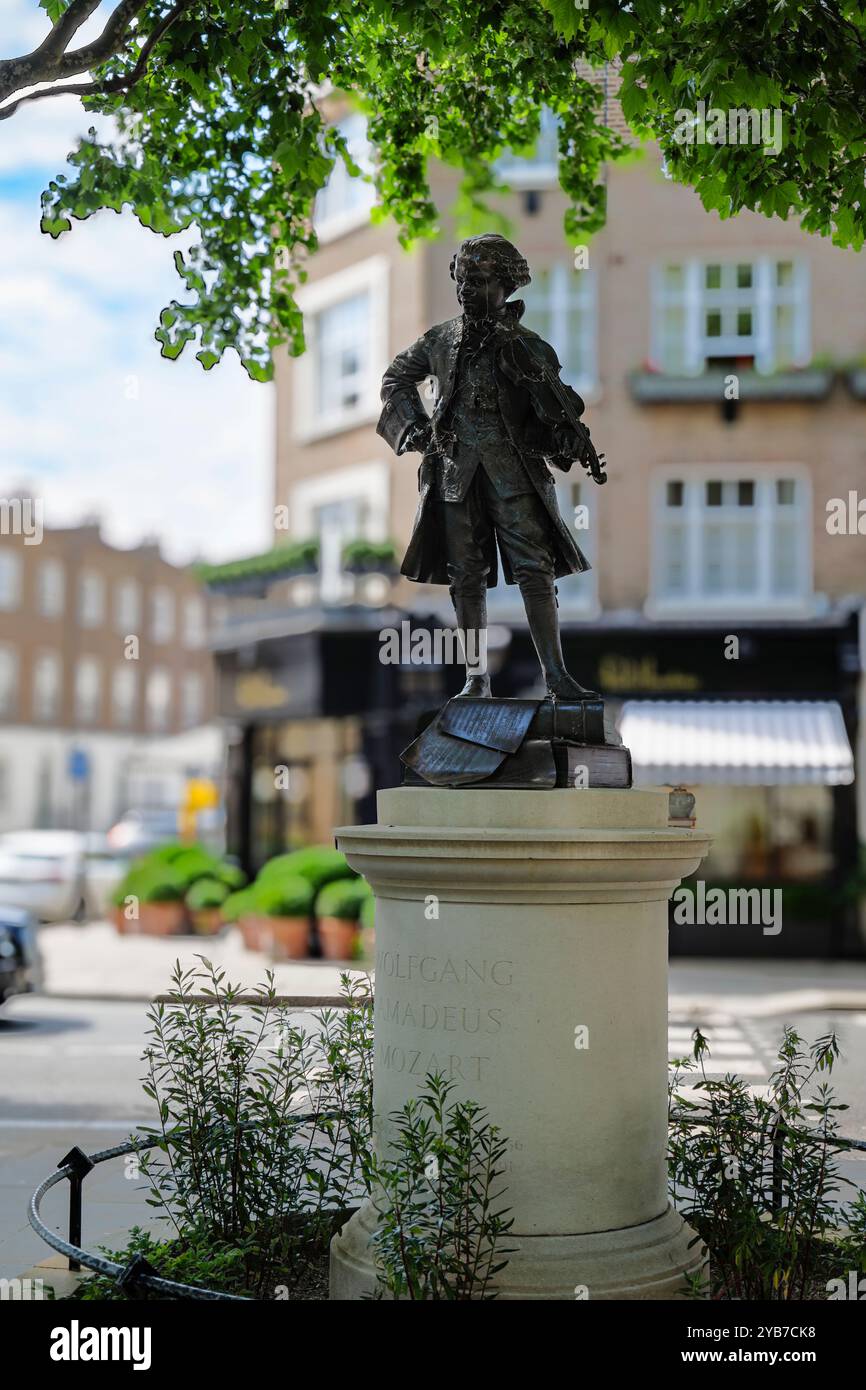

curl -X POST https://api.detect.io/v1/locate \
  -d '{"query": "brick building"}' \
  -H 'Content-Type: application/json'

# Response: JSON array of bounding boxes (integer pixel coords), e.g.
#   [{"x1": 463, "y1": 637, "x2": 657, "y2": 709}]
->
[{"x1": 0, "y1": 512, "x2": 216, "y2": 830}]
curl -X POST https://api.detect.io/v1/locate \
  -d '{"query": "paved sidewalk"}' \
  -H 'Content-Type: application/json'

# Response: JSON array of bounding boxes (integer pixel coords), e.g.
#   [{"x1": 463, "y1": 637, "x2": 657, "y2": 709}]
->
[
  {"x1": 669, "y1": 956, "x2": 866, "y2": 1021},
  {"x1": 37, "y1": 921, "x2": 866, "y2": 1016},
  {"x1": 40, "y1": 922, "x2": 353, "y2": 1002}
]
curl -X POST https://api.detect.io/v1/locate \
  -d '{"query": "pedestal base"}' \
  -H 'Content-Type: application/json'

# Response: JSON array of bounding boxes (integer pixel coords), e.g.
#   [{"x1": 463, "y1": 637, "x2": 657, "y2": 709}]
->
[
  {"x1": 330, "y1": 1200, "x2": 705, "y2": 1301},
  {"x1": 330, "y1": 787, "x2": 711, "y2": 1302}
]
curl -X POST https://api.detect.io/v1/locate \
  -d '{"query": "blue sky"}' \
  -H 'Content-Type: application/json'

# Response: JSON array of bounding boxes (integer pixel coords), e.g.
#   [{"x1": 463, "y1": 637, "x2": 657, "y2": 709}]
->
[{"x1": 0, "y1": 1, "x2": 272, "y2": 564}]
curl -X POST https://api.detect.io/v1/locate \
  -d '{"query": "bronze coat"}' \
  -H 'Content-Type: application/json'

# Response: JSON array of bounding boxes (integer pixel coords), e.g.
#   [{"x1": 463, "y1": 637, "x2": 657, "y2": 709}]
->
[{"x1": 377, "y1": 305, "x2": 591, "y2": 588}]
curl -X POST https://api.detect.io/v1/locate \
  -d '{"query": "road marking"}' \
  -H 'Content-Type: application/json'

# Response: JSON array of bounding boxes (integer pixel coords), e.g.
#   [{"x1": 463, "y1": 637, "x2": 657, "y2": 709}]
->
[
  {"x1": 0, "y1": 1118, "x2": 149, "y2": 1130},
  {"x1": 670, "y1": 1020, "x2": 769, "y2": 1082}
]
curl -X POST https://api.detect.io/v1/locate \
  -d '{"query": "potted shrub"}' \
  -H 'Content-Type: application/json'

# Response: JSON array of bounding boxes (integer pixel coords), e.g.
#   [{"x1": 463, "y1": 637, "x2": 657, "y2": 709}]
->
[
  {"x1": 217, "y1": 861, "x2": 247, "y2": 892},
  {"x1": 258, "y1": 846, "x2": 356, "y2": 894},
  {"x1": 109, "y1": 882, "x2": 131, "y2": 934},
  {"x1": 222, "y1": 888, "x2": 261, "y2": 950},
  {"x1": 137, "y1": 875, "x2": 188, "y2": 935},
  {"x1": 254, "y1": 876, "x2": 314, "y2": 959},
  {"x1": 315, "y1": 879, "x2": 372, "y2": 961},
  {"x1": 111, "y1": 860, "x2": 187, "y2": 935},
  {"x1": 185, "y1": 877, "x2": 229, "y2": 935}
]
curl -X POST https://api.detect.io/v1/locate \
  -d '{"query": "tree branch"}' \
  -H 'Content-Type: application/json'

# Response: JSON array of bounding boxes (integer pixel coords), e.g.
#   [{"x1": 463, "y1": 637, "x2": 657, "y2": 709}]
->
[
  {"x1": 32, "y1": 1, "x2": 103, "y2": 62},
  {"x1": 54, "y1": 0, "x2": 157, "y2": 79},
  {"x1": 0, "y1": 0, "x2": 156, "y2": 107},
  {"x1": 0, "y1": 0, "x2": 193, "y2": 119}
]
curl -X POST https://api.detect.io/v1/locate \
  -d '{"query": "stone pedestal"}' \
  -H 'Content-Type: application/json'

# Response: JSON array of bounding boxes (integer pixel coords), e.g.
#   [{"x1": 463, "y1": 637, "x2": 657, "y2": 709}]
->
[{"x1": 330, "y1": 787, "x2": 711, "y2": 1300}]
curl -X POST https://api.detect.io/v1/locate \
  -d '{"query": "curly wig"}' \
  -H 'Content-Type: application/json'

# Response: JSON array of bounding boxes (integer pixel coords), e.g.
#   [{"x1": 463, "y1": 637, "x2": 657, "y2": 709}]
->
[{"x1": 449, "y1": 234, "x2": 531, "y2": 298}]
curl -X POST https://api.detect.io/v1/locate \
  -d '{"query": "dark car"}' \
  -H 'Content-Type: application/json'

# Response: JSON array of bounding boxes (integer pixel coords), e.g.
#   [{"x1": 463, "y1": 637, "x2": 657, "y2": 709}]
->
[{"x1": 0, "y1": 905, "x2": 43, "y2": 1007}]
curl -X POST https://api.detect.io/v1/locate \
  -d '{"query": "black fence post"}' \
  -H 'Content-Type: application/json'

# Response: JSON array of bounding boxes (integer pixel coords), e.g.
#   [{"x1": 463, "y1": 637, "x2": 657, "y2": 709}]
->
[{"x1": 58, "y1": 1146, "x2": 95, "y2": 1272}]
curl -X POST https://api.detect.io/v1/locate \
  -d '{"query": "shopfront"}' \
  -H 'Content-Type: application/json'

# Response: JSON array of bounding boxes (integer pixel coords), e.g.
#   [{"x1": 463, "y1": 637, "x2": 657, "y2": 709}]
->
[
  {"x1": 548, "y1": 610, "x2": 861, "y2": 957},
  {"x1": 215, "y1": 601, "x2": 862, "y2": 954}
]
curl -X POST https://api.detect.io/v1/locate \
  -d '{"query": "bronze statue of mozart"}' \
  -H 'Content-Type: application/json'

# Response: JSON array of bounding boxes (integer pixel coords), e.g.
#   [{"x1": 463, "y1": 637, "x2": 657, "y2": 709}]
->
[{"x1": 377, "y1": 232, "x2": 606, "y2": 704}]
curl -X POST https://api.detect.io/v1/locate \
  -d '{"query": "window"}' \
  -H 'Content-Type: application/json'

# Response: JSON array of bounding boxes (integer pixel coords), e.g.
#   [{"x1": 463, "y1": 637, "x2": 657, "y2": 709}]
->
[
  {"x1": 112, "y1": 664, "x2": 137, "y2": 727},
  {"x1": 314, "y1": 497, "x2": 365, "y2": 603},
  {"x1": 38, "y1": 558, "x2": 64, "y2": 618},
  {"x1": 74, "y1": 657, "x2": 102, "y2": 724},
  {"x1": 115, "y1": 578, "x2": 141, "y2": 633},
  {"x1": 652, "y1": 469, "x2": 811, "y2": 611},
  {"x1": 181, "y1": 671, "x2": 203, "y2": 727},
  {"x1": 522, "y1": 262, "x2": 597, "y2": 395},
  {"x1": 33, "y1": 651, "x2": 61, "y2": 721},
  {"x1": 0, "y1": 551, "x2": 22, "y2": 611},
  {"x1": 146, "y1": 668, "x2": 171, "y2": 731},
  {"x1": 294, "y1": 257, "x2": 388, "y2": 440},
  {"x1": 554, "y1": 477, "x2": 598, "y2": 613},
  {"x1": 496, "y1": 107, "x2": 560, "y2": 185},
  {"x1": 0, "y1": 645, "x2": 19, "y2": 715},
  {"x1": 314, "y1": 113, "x2": 376, "y2": 240},
  {"x1": 183, "y1": 596, "x2": 207, "y2": 649},
  {"x1": 151, "y1": 588, "x2": 175, "y2": 643},
  {"x1": 314, "y1": 291, "x2": 371, "y2": 422},
  {"x1": 289, "y1": 460, "x2": 390, "y2": 604},
  {"x1": 652, "y1": 259, "x2": 809, "y2": 374},
  {"x1": 487, "y1": 475, "x2": 598, "y2": 618},
  {"x1": 78, "y1": 571, "x2": 105, "y2": 628}
]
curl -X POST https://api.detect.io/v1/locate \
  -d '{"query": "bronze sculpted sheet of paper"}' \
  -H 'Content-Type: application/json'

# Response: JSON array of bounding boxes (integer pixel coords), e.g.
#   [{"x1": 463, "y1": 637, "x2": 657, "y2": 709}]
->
[{"x1": 438, "y1": 697, "x2": 540, "y2": 752}]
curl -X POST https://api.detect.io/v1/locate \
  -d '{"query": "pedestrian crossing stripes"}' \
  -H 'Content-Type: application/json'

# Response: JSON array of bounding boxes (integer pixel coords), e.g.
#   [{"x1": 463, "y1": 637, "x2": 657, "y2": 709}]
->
[{"x1": 669, "y1": 1017, "x2": 771, "y2": 1082}]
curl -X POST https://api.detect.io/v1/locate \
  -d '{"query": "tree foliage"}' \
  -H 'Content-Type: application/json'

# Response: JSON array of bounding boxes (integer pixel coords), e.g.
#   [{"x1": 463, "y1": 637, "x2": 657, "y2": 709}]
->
[{"x1": 2, "y1": 1, "x2": 864, "y2": 378}]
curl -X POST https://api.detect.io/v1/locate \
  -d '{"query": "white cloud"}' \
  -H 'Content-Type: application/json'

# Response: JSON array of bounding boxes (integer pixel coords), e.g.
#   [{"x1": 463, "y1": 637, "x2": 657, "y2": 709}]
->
[
  {"x1": 0, "y1": 0, "x2": 51, "y2": 53},
  {"x1": 0, "y1": 94, "x2": 109, "y2": 173},
  {"x1": 0, "y1": 123, "x2": 273, "y2": 566}
]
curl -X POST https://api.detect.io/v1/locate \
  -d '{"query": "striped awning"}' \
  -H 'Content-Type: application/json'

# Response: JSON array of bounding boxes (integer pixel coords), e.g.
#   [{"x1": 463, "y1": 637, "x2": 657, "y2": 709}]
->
[{"x1": 619, "y1": 700, "x2": 855, "y2": 787}]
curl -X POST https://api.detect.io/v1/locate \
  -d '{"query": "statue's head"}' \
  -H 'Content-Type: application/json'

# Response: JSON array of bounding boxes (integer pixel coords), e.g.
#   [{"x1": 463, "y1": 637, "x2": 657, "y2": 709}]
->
[{"x1": 449, "y1": 234, "x2": 530, "y2": 319}]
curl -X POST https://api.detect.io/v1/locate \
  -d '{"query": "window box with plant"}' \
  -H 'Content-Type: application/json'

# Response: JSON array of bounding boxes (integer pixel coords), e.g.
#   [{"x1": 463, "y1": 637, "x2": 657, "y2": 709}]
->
[
  {"x1": 629, "y1": 366, "x2": 834, "y2": 405},
  {"x1": 315, "y1": 878, "x2": 373, "y2": 961},
  {"x1": 341, "y1": 538, "x2": 398, "y2": 577},
  {"x1": 194, "y1": 540, "x2": 320, "y2": 598}
]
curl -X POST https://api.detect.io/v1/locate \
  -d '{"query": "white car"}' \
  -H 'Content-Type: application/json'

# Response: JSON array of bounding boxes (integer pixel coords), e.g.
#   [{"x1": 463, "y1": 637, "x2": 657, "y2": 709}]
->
[
  {"x1": 0, "y1": 831, "x2": 87, "y2": 923},
  {"x1": 82, "y1": 834, "x2": 135, "y2": 920}
]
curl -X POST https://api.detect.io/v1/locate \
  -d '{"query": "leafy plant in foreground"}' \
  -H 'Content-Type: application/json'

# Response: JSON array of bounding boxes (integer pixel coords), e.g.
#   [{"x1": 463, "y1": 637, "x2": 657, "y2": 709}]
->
[
  {"x1": 371, "y1": 1073, "x2": 513, "y2": 1300},
  {"x1": 669, "y1": 1025, "x2": 866, "y2": 1300}
]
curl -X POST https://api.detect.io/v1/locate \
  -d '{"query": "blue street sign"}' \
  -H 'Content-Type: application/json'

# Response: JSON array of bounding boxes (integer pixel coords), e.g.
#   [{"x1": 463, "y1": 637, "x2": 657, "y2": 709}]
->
[{"x1": 68, "y1": 748, "x2": 90, "y2": 782}]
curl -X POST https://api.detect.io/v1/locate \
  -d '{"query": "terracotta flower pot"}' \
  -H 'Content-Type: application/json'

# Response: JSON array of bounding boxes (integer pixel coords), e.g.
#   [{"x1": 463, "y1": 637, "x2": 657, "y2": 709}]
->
[
  {"x1": 238, "y1": 914, "x2": 265, "y2": 951},
  {"x1": 266, "y1": 915, "x2": 310, "y2": 960},
  {"x1": 318, "y1": 916, "x2": 359, "y2": 961},
  {"x1": 138, "y1": 901, "x2": 186, "y2": 936},
  {"x1": 191, "y1": 908, "x2": 225, "y2": 936}
]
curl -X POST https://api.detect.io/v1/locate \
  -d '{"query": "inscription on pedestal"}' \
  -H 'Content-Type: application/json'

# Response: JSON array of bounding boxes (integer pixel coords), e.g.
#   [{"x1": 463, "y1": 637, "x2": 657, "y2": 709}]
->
[{"x1": 375, "y1": 949, "x2": 516, "y2": 1084}]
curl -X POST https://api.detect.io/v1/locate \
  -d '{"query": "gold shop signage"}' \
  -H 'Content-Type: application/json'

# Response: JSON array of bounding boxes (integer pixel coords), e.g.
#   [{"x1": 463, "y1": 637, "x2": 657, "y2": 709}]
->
[
  {"x1": 233, "y1": 671, "x2": 291, "y2": 711},
  {"x1": 598, "y1": 654, "x2": 701, "y2": 694}
]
